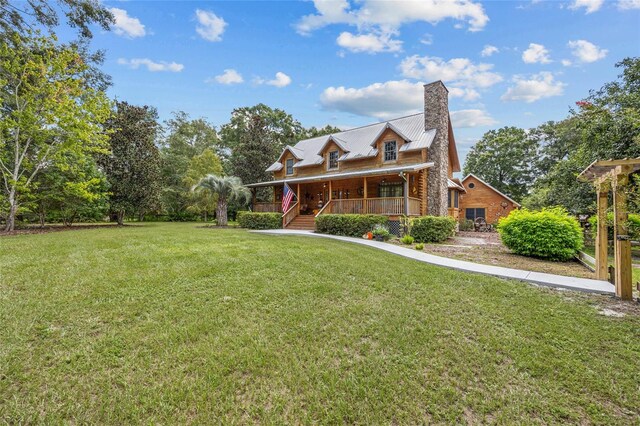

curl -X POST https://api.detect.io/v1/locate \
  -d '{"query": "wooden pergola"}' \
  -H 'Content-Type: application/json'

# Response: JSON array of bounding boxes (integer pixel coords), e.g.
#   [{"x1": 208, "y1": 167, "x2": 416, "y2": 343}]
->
[{"x1": 578, "y1": 158, "x2": 640, "y2": 300}]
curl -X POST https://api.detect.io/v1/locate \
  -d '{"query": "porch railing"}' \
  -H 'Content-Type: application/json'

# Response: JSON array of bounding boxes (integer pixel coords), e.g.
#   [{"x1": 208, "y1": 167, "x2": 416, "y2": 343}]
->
[
  {"x1": 315, "y1": 200, "x2": 332, "y2": 217},
  {"x1": 320, "y1": 197, "x2": 421, "y2": 216},
  {"x1": 282, "y1": 202, "x2": 299, "y2": 227},
  {"x1": 254, "y1": 202, "x2": 282, "y2": 213}
]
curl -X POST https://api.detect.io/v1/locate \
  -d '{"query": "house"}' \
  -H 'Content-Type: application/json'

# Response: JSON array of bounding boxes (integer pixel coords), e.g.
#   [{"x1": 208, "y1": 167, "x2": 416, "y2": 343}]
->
[
  {"x1": 458, "y1": 174, "x2": 521, "y2": 224},
  {"x1": 246, "y1": 81, "x2": 463, "y2": 231}
]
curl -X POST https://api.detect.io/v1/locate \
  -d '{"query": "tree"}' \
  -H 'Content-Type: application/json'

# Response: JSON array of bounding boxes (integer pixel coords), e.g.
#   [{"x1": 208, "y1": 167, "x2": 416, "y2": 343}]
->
[
  {"x1": 194, "y1": 175, "x2": 251, "y2": 226},
  {"x1": 303, "y1": 125, "x2": 342, "y2": 139},
  {"x1": 159, "y1": 112, "x2": 221, "y2": 218},
  {"x1": 183, "y1": 149, "x2": 223, "y2": 221},
  {"x1": 523, "y1": 57, "x2": 640, "y2": 213},
  {"x1": 0, "y1": 33, "x2": 111, "y2": 231},
  {"x1": 220, "y1": 104, "x2": 305, "y2": 187},
  {"x1": 463, "y1": 127, "x2": 538, "y2": 202},
  {"x1": 32, "y1": 151, "x2": 109, "y2": 227},
  {"x1": 101, "y1": 101, "x2": 161, "y2": 225},
  {"x1": 0, "y1": 0, "x2": 113, "y2": 39}
]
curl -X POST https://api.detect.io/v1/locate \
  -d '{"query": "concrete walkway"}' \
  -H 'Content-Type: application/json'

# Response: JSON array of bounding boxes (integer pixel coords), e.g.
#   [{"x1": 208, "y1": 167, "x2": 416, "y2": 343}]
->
[{"x1": 253, "y1": 230, "x2": 615, "y2": 295}]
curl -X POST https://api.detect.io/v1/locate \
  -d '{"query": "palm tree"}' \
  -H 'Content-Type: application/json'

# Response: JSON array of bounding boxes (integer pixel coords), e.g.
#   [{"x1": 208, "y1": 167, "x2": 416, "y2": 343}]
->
[{"x1": 193, "y1": 175, "x2": 251, "y2": 226}]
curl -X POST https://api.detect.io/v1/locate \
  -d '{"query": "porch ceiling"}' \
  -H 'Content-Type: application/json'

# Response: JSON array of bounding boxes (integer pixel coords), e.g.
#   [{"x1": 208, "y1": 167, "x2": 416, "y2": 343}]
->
[{"x1": 246, "y1": 162, "x2": 434, "y2": 188}]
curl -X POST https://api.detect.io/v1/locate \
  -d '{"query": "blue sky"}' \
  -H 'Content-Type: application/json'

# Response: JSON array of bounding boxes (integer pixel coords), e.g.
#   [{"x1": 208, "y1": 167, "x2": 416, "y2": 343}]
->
[{"x1": 59, "y1": 0, "x2": 640, "y2": 164}]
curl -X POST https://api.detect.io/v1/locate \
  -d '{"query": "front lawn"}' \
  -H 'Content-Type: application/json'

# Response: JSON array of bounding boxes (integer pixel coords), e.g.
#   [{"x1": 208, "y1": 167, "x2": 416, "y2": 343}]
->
[{"x1": 1, "y1": 223, "x2": 639, "y2": 424}]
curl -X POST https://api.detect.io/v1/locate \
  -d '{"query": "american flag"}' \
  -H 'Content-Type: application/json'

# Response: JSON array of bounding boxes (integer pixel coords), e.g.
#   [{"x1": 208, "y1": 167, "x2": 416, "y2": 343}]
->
[{"x1": 282, "y1": 183, "x2": 295, "y2": 212}]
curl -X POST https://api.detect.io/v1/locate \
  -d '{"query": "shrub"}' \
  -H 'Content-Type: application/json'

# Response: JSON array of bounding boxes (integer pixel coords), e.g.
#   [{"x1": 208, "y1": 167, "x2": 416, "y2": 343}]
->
[
  {"x1": 410, "y1": 216, "x2": 456, "y2": 243},
  {"x1": 237, "y1": 211, "x2": 282, "y2": 229},
  {"x1": 497, "y1": 207, "x2": 583, "y2": 261},
  {"x1": 315, "y1": 214, "x2": 388, "y2": 237},
  {"x1": 400, "y1": 234, "x2": 414, "y2": 245},
  {"x1": 588, "y1": 212, "x2": 640, "y2": 241},
  {"x1": 459, "y1": 218, "x2": 475, "y2": 231},
  {"x1": 415, "y1": 243, "x2": 424, "y2": 250}
]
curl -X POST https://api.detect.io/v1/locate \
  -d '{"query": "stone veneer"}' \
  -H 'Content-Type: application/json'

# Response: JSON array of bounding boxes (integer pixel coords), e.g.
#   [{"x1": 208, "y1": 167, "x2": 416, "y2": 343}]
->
[{"x1": 425, "y1": 81, "x2": 450, "y2": 216}]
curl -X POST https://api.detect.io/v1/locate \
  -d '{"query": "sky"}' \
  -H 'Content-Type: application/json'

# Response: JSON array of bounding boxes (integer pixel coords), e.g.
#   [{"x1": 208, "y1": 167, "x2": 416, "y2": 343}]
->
[{"x1": 58, "y1": 0, "x2": 640, "y2": 165}]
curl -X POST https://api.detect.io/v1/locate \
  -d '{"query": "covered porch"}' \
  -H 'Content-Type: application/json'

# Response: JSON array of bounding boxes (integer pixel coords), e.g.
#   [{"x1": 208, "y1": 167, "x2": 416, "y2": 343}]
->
[{"x1": 248, "y1": 163, "x2": 431, "y2": 226}]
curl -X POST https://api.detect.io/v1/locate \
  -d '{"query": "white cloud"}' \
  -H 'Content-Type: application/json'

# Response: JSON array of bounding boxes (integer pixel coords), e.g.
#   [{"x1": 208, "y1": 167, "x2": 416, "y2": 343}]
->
[
  {"x1": 480, "y1": 45, "x2": 499, "y2": 57},
  {"x1": 399, "y1": 55, "x2": 502, "y2": 89},
  {"x1": 567, "y1": 39, "x2": 608, "y2": 63},
  {"x1": 450, "y1": 109, "x2": 497, "y2": 127},
  {"x1": 295, "y1": 0, "x2": 489, "y2": 36},
  {"x1": 522, "y1": 43, "x2": 551, "y2": 64},
  {"x1": 117, "y1": 58, "x2": 184, "y2": 72},
  {"x1": 320, "y1": 80, "x2": 424, "y2": 120},
  {"x1": 501, "y1": 72, "x2": 565, "y2": 103},
  {"x1": 195, "y1": 9, "x2": 227, "y2": 42},
  {"x1": 208, "y1": 69, "x2": 243, "y2": 85},
  {"x1": 618, "y1": 0, "x2": 640, "y2": 9},
  {"x1": 110, "y1": 8, "x2": 146, "y2": 38},
  {"x1": 569, "y1": 0, "x2": 604, "y2": 13},
  {"x1": 448, "y1": 87, "x2": 481, "y2": 101},
  {"x1": 255, "y1": 72, "x2": 292, "y2": 88},
  {"x1": 420, "y1": 33, "x2": 434, "y2": 45},
  {"x1": 336, "y1": 31, "x2": 402, "y2": 53}
]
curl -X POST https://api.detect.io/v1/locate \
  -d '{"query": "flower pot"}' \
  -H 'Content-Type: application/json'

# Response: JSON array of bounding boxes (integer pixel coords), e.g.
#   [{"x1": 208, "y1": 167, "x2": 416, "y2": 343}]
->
[
  {"x1": 367, "y1": 232, "x2": 373, "y2": 240},
  {"x1": 374, "y1": 235, "x2": 384, "y2": 242}
]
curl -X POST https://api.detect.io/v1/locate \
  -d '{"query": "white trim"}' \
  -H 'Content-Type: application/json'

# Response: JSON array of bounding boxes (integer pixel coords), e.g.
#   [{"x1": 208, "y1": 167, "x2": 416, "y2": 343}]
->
[{"x1": 461, "y1": 174, "x2": 521, "y2": 207}]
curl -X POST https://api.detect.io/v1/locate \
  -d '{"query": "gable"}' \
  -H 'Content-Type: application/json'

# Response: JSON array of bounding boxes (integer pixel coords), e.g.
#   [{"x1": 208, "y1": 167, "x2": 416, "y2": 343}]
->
[{"x1": 461, "y1": 174, "x2": 521, "y2": 207}]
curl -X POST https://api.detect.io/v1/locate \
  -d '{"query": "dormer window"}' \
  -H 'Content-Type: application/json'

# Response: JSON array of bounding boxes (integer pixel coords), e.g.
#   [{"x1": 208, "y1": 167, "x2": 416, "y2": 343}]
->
[
  {"x1": 328, "y1": 150, "x2": 339, "y2": 170},
  {"x1": 383, "y1": 140, "x2": 397, "y2": 162},
  {"x1": 286, "y1": 158, "x2": 294, "y2": 175}
]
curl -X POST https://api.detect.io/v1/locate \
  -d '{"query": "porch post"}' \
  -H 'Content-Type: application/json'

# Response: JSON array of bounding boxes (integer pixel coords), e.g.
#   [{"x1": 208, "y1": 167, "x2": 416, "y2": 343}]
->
[
  {"x1": 251, "y1": 188, "x2": 256, "y2": 212},
  {"x1": 297, "y1": 184, "x2": 301, "y2": 214},
  {"x1": 329, "y1": 181, "x2": 332, "y2": 200},
  {"x1": 363, "y1": 177, "x2": 368, "y2": 213},
  {"x1": 403, "y1": 173, "x2": 409, "y2": 216},
  {"x1": 612, "y1": 168, "x2": 632, "y2": 300},
  {"x1": 595, "y1": 181, "x2": 609, "y2": 280}
]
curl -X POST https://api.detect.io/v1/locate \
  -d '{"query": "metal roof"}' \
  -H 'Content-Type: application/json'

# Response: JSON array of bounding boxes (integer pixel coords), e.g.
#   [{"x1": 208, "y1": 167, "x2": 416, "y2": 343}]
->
[
  {"x1": 447, "y1": 179, "x2": 465, "y2": 192},
  {"x1": 266, "y1": 113, "x2": 436, "y2": 172},
  {"x1": 246, "y1": 162, "x2": 434, "y2": 188}
]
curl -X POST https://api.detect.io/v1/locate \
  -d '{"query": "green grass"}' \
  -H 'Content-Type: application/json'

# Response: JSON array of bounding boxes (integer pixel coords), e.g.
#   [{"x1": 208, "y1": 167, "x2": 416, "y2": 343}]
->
[
  {"x1": 582, "y1": 245, "x2": 640, "y2": 283},
  {"x1": 1, "y1": 223, "x2": 639, "y2": 424}
]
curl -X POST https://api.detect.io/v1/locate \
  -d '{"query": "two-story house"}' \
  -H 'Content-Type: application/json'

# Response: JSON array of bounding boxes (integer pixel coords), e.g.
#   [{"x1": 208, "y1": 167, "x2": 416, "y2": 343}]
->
[{"x1": 247, "y1": 80, "x2": 465, "y2": 231}]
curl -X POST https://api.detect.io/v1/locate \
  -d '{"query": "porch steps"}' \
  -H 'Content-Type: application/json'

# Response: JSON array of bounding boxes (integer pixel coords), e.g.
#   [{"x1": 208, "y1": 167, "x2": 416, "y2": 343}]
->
[{"x1": 286, "y1": 215, "x2": 316, "y2": 231}]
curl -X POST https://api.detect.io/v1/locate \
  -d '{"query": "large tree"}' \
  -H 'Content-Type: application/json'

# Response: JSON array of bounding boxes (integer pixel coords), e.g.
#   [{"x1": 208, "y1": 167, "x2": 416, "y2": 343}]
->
[
  {"x1": 183, "y1": 148, "x2": 224, "y2": 221},
  {"x1": 0, "y1": 0, "x2": 113, "y2": 39},
  {"x1": 463, "y1": 126, "x2": 538, "y2": 202},
  {"x1": 101, "y1": 101, "x2": 161, "y2": 225},
  {"x1": 220, "y1": 104, "x2": 305, "y2": 187},
  {"x1": 159, "y1": 112, "x2": 221, "y2": 218},
  {"x1": 0, "y1": 34, "x2": 111, "y2": 231},
  {"x1": 523, "y1": 57, "x2": 640, "y2": 213}
]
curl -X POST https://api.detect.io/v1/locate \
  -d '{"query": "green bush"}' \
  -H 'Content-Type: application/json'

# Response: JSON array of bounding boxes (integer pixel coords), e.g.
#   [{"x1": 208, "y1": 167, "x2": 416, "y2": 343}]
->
[
  {"x1": 415, "y1": 243, "x2": 424, "y2": 250},
  {"x1": 497, "y1": 207, "x2": 583, "y2": 261},
  {"x1": 315, "y1": 214, "x2": 388, "y2": 237},
  {"x1": 372, "y1": 224, "x2": 391, "y2": 241},
  {"x1": 588, "y1": 212, "x2": 640, "y2": 241},
  {"x1": 410, "y1": 216, "x2": 456, "y2": 243},
  {"x1": 459, "y1": 218, "x2": 474, "y2": 231},
  {"x1": 400, "y1": 234, "x2": 414, "y2": 245},
  {"x1": 237, "y1": 211, "x2": 282, "y2": 229}
]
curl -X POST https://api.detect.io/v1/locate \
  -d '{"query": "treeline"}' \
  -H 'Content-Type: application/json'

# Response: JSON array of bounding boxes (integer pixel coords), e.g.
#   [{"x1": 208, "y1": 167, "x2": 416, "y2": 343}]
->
[
  {"x1": 464, "y1": 57, "x2": 640, "y2": 214},
  {"x1": 0, "y1": 1, "x2": 339, "y2": 231}
]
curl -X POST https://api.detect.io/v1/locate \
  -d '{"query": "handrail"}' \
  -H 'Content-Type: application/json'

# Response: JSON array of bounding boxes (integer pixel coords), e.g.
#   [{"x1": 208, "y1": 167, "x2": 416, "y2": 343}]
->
[
  {"x1": 282, "y1": 201, "x2": 299, "y2": 228},
  {"x1": 315, "y1": 200, "x2": 332, "y2": 217}
]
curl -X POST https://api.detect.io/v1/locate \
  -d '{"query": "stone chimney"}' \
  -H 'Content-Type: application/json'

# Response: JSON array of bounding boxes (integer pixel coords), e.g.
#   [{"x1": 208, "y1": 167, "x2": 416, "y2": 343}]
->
[{"x1": 424, "y1": 81, "x2": 450, "y2": 216}]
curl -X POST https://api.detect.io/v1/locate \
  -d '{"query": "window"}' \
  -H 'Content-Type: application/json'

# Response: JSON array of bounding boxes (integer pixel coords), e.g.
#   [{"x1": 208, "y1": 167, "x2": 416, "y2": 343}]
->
[
  {"x1": 468, "y1": 182, "x2": 475, "y2": 189},
  {"x1": 454, "y1": 190, "x2": 459, "y2": 208},
  {"x1": 378, "y1": 182, "x2": 403, "y2": 197},
  {"x1": 383, "y1": 140, "x2": 397, "y2": 162},
  {"x1": 328, "y1": 150, "x2": 339, "y2": 170},
  {"x1": 286, "y1": 158, "x2": 294, "y2": 175},
  {"x1": 465, "y1": 208, "x2": 486, "y2": 221},
  {"x1": 448, "y1": 190, "x2": 460, "y2": 208}
]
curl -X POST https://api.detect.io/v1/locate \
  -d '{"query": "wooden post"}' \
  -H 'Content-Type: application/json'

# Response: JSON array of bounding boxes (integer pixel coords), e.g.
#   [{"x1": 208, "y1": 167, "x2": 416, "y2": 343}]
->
[
  {"x1": 297, "y1": 183, "x2": 301, "y2": 214},
  {"x1": 595, "y1": 182, "x2": 609, "y2": 280},
  {"x1": 329, "y1": 181, "x2": 332, "y2": 201},
  {"x1": 251, "y1": 188, "x2": 257, "y2": 212},
  {"x1": 403, "y1": 173, "x2": 409, "y2": 216},
  {"x1": 612, "y1": 170, "x2": 632, "y2": 300},
  {"x1": 363, "y1": 177, "x2": 368, "y2": 213},
  {"x1": 273, "y1": 186, "x2": 277, "y2": 203}
]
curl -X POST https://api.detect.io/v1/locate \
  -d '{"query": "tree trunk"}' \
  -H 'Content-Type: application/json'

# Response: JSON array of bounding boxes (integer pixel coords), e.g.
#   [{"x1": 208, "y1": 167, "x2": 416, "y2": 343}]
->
[
  {"x1": 216, "y1": 199, "x2": 228, "y2": 226},
  {"x1": 204, "y1": 211, "x2": 207, "y2": 223},
  {"x1": 5, "y1": 189, "x2": 17, "y2": 232},
  {"x1": 117, "y1": 209, "x2": 125, "y2": 226},
  {"x1": 138, "y1": 212, "x2": 144, "y2": 222},
  {"x1": 38, "y1": 209, "x2": 45, "y2": 228}
]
